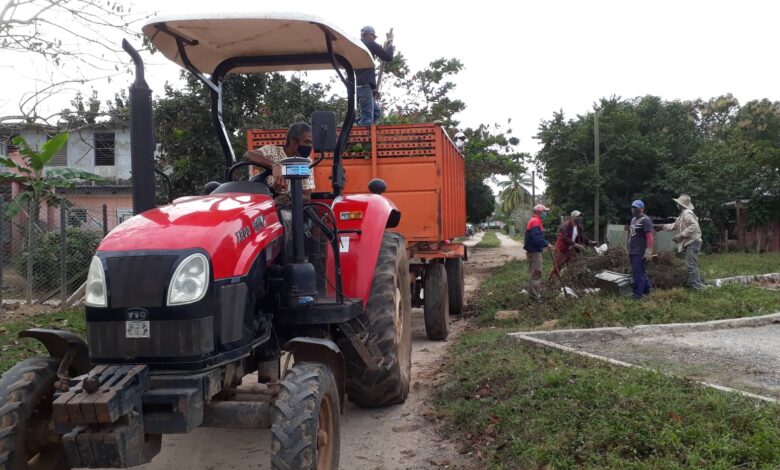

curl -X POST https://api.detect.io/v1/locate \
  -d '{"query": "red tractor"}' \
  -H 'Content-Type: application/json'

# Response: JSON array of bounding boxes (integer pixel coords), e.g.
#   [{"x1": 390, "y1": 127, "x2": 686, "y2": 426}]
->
[{"x1": 0, "y1": 14, "x2": 412, "y2": 470}]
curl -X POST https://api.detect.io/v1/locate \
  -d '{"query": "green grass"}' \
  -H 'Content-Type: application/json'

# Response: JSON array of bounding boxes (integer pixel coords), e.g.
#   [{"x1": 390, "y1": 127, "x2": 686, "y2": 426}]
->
[
  {"x1": 435, "y1": 329, "x2": 780, "y2": 469},
  {"x1": 475, "y1": 260, "x2": 780, "y2": 329},
  {"x1": 476, "y1": 230, "x2": 501, "y2": 248},
  {"x1": 701, "y1": 252, "x2": 780, "y2": 279},
  {"x1": 434, "y1": 258, "x2": 780, "y2": 468},
  {"x1": 0, "y1": 310, "x2": 85, "y2": 374}
]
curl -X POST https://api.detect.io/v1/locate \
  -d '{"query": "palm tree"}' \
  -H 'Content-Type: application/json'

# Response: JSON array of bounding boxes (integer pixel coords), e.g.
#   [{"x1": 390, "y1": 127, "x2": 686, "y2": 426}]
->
[{"x1": 498, "y1": 173, "x2": 533, "y2": 215}]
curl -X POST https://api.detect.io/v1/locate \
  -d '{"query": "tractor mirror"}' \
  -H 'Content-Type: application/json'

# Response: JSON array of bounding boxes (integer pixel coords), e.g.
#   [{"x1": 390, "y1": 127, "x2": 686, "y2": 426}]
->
[{"x1": 311, "y1": 111, "x2": 337, "y2": 152}]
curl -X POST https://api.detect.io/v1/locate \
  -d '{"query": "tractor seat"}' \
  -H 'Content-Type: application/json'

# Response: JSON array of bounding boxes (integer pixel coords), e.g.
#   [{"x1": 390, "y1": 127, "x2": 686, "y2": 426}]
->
[{"x1": 209, "y1": 180, "x2": 272, "y2": 197}]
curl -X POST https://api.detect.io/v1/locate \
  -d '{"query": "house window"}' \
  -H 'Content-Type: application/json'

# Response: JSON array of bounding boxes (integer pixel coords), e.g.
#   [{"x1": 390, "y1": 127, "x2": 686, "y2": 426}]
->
[
  {"x1": 117, "y1": 208, "x2": 133, "y2": 225},
  {"x1": 49, "y1": 137, "x2": 68, "y2": 166},
  {"x1": 94, "y1": 132, "x2": 115, "y2": 166},
  {"x1": 68, "y1": 208, "x2": 88, "y2": 227}
]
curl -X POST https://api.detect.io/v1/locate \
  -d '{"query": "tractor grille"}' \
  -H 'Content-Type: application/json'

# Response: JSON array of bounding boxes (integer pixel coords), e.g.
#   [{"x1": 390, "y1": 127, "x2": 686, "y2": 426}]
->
[{"x1": 106, "y1": 255, "x2": 178, "y2": 308}]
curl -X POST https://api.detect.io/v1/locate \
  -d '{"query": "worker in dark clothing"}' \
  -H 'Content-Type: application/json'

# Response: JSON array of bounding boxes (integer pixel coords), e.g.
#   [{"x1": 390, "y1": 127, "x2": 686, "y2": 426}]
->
[
  {"x1": 550, "y1": 210, "x2": 597, "y2": 280},
  {"x1": 524, "y1": 204, "x2": 553, "y2": 302},
  {"x1": 629, "y1": 200, "x2": 654, "y2": 299},
  {"x1": 357, "y1": 25, "x2": 394, "y2": 126}
]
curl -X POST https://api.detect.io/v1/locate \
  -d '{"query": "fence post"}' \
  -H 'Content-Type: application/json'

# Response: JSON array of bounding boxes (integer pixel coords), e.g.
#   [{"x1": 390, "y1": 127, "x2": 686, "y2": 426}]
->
[
  {"x1": 102, "y1": 204, "x2": 108, "y2": 237},
  {"x1": 0, "y1": 199, "x2": 4, "y2": 315},
  {"x1": 60, "y1": 205, "x2": 68, "y2": 306},
  {"x1": 26, "y1": 199, "x2": 34, "y2": 304}
]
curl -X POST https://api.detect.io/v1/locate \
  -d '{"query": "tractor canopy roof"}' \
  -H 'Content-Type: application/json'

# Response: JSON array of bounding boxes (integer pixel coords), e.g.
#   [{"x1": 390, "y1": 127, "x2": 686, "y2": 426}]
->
[{"x1": 142, "y1": 12, "x2": 375, "y2": 74}]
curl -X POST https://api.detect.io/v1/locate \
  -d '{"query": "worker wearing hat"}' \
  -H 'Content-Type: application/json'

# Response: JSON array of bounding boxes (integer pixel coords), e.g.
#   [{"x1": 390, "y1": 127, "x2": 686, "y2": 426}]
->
[
  {"x1": 629, "y1": 200, "x2": 654, "y2": 299},
  {"x1": 550, "y1": 210, "x2": 598, "y2": 279},
  {"x1": 656, "y1": 194, "x2": 704, "y2": 289},
  {"x1": 356, "y1": 25, "x2": 394, "y2": 126},
  {"x1": 524, "y1": 204, "x2": 553, "y2": 302}
]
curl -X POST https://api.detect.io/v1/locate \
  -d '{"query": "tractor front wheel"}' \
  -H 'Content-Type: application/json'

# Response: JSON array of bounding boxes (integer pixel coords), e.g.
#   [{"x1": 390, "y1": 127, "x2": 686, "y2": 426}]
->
[
  {"x1": 344, "y1": 232, "x2": 412, "y2": 407},
  {"x1": 423, "y1": 260, "x2": 449, "y2": 340},
  {"x1": 0, "y1": 357, "x2": 69, "y2": 470},
  {"x1": 271, "y1": 362, "x2": 340, "y2": 470}
]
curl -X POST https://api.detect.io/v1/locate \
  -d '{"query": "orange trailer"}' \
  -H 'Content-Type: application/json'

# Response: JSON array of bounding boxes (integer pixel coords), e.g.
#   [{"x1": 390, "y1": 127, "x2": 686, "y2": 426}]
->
[{"x1": 248, "y1": 123, "x2": 466, "y2": 340}]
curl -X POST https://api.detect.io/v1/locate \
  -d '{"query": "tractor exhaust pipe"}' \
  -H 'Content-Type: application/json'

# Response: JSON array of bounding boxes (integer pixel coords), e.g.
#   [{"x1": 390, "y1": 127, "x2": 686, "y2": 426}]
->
[{"x1": 123, "y1": 39, "x2": 157, "y2": 215}]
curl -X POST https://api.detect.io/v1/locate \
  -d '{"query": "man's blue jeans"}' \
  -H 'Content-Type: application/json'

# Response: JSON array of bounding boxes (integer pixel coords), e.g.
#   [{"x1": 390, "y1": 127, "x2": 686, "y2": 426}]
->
[
  {"x1": 630, "y1": 254, "x2": 652, "y2": 299},
  {"x1": 357, "y1": 86, "x2": 380, "y2": 125}
]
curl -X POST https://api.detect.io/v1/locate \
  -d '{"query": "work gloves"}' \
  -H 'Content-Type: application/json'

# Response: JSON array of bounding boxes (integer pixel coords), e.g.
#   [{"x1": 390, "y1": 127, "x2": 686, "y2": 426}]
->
[
  {"x1": 643, "y1": 248, "x2": 653, "y2": 262},
  {"x1": 672, "y1": 234, "x2": 683, "y2": 243}
]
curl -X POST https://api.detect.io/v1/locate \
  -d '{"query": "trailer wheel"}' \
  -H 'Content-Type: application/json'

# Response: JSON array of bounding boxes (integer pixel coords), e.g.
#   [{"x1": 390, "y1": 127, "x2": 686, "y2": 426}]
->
[
  {"x1": 0, "y1": 357, "x2": 69, "y2": 470},
  {"x1": 445, "y1": 257, "x2": 465, "y2": 315},
  {"x1": 344, "y1": 232, "x2": 412, "y2": 407},
  {"x1": 271, "y1": 362, "x2": 340, "y2": 470},
  {"x1": 424, "y1": 260, "x2": 449, "y2": 340}
]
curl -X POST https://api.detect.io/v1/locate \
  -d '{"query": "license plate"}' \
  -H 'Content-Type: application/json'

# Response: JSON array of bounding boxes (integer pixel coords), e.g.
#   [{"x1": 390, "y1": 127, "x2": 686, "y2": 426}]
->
[{"x1": 125, "y1": 320, "x2": 150, "y2": 339}]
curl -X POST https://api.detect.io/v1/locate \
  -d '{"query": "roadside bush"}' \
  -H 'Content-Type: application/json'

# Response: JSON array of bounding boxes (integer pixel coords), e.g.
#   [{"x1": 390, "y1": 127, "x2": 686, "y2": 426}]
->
[{"x1": 15, "y1": 228, "x2": 101, "y2": 293}]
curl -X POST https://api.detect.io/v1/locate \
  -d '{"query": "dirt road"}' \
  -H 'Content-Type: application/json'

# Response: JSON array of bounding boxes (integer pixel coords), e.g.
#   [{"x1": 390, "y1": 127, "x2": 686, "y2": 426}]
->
[{"x1": 129, "y1": 232, "x2": 523, "y2": 470}]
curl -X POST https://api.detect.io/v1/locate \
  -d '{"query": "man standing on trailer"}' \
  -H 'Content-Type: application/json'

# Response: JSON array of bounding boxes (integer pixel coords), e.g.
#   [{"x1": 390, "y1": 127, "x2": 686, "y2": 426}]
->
[
  {"x1": 356, "y1": 25, "x2": 394, "y2": 126},
  {"x1": 524, "y1": 204, "x2": 552, "y2": 302}
]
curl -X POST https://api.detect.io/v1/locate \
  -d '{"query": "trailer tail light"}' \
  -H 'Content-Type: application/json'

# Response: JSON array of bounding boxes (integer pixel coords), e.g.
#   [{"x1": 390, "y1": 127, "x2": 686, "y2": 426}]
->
[{"x1": 339, "y1": 211, "x2": 363, "y2": 221}]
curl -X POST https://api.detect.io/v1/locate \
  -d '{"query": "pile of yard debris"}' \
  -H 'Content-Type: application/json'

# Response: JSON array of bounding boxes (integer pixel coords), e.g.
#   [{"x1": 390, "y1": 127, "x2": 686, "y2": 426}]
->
[{"x1": 553, "y1": 247, "x2": 689, "y2": 291}]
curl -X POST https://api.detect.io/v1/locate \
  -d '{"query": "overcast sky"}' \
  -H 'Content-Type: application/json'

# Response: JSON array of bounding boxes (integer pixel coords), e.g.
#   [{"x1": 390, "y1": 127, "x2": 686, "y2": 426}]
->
[{"x1": 2, "y1": 0, "x2": 779, "y2": 189}]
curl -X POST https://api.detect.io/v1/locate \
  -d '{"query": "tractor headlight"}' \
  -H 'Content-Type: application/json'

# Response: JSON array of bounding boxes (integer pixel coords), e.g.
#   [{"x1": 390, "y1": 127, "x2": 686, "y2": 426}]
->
[
  {"x1": 167, "y1": 253, "x2": 209, "y2": 306},
  {"x1": 85, "y1": 256, "x2": 107, "y2": 307}
]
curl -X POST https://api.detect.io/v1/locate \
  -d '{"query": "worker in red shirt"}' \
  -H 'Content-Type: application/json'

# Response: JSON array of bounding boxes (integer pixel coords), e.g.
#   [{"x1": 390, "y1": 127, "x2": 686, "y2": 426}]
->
[
  {"x1": 524, "y1": 204, "x2": 552, "y2": 302},
  {"x1": 550, "y1": 210, "x2": 598, "y2": 280}
]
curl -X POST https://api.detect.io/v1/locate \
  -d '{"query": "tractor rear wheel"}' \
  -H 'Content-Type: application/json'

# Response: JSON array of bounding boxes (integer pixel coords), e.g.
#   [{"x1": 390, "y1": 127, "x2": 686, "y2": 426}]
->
[
  {"x1": 344, "y1": 232, "x2": 412, "y2": 407},
  {"x1": 0, "y1": 357, "x2": 69, "y2": 470},
  {"x1": 423, "y1": 260, "x2": 449, "y2": 340},
  {"x1": 445, "y1": 257, "x2": 465, "y2": 316},
  {"x1": 271, "y1": 362, "x2": 340, "y2": 470}
]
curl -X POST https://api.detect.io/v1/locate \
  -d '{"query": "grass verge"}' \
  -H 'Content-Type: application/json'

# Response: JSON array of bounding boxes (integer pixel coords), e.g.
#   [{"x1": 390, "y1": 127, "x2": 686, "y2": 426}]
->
[
  {"x1": 476, "y1": 230, "x2": 501, "y2": 248},
  {"x1": 434, "y1": 258, "x2": 780, "y2": 468},
  {"x1": 0, "y1": 310, "x2": 84, "y2": 374},
  {"x1": 435, "y1": 329, "x2": 780, "y2": 469},
  {"x1": 701, "y1": 252, "x2": 780, "y2": 279},
  {"x1": 477, "y1": 260, "x2": 780, "y2": 329}
]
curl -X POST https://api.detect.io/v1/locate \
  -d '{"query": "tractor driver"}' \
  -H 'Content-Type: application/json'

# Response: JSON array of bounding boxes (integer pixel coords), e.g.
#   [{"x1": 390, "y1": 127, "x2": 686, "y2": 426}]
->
[{"x1": 243, "y1": 122, "x2": 315, "y2": 204}]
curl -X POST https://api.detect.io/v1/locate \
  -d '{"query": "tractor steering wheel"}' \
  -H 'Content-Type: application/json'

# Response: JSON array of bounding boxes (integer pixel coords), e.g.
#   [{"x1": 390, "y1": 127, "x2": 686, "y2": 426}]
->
[{"x1": 227, "y1": 161, "x2": 277, "y2": 196}]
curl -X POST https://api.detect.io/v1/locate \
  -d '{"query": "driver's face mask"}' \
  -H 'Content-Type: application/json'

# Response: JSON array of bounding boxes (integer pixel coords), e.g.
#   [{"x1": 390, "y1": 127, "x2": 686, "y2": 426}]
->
[{"x1": 297, "y1": 145, "x2": 313, "y2": 158}]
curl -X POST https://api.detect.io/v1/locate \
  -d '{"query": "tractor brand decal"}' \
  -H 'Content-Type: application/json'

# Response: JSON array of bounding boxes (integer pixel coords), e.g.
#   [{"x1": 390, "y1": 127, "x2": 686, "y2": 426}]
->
[
  {"x1": 253, "y1": 215, "x2": 266, "y2": 232},
  {"x1": 235, "y1": 226, "x2": 252, "y2": 244},
  {"x1": 124, "y1": 308, "x2": 149, "y2": 320}
]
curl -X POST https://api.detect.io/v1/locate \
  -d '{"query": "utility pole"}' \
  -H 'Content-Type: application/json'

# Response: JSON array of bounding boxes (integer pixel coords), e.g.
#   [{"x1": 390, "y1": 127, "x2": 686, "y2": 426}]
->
[
  {"x1": 594, "y1": 111, "x2": 600, "y2": 242},
  {"x1": 531, "y1": 171, "x2": 536, "y2": 206}
]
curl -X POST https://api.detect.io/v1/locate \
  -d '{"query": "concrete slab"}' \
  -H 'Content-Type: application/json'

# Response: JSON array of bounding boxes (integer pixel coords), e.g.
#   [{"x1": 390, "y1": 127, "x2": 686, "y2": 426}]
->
[{"x1": 510, "y1": 312, "x2": 780, "y2": 402}]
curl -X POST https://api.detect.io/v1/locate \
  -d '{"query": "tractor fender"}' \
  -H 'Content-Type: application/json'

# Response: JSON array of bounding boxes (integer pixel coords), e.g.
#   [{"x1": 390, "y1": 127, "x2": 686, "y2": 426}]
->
[
  {"x1": 331, "y1": 194, "x2": 401, "y2": 303},
  {"x1": 18, "y1": 328, "x2": 91, "y2": 376},
  {"x1": 283, "y1": 337, "x2": 345, "y2": 409}
]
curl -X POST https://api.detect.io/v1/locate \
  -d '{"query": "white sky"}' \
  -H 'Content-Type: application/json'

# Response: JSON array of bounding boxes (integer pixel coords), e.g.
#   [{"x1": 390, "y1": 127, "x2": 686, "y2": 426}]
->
[{"x1": 3, "y1": 0, "x2": 779, "y2": 192}]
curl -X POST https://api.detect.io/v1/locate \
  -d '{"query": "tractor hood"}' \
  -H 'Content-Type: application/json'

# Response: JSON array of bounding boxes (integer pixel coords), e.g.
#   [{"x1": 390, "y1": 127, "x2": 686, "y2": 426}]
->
[{"x1": 98, "y1": 194, "x2": 283, "y2": 279}]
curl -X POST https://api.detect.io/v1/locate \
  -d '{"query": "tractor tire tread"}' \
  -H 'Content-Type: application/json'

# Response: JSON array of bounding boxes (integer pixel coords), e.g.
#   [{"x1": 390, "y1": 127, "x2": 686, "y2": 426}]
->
[
  {"x1": 0, "y1": 356, "x2": 67, "y2": 470},
  {"x1": 344, "y1": 232, "x2": 412, "y2": 408},
  {"x1": 271, "y1": 362, "x2": 339, "y2": 470}
]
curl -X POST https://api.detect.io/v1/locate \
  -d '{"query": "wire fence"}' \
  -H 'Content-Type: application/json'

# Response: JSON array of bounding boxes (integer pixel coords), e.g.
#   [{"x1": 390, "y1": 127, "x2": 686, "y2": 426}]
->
[{"x1": 0, "y1": 198, "x2": 116, "y2": 310}]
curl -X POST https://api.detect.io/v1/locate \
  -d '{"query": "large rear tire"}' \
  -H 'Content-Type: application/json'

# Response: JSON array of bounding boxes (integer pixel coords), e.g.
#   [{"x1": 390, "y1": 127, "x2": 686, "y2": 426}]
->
[
  {"x1": 271, "y1": 362, "x2": 340, "y2": 470},
  {"x1": 344, "y1": 232, "x2": 412, "y2": 408},
  {"x1": 423, "y1": 261, "x2": 449, "y2": 340},
  {"x1": 445, "y1": 257, "x2": 465, "y2": 316},
  {"x1": 0, "y1": 357, "x2": 69, "y2": 470}
]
